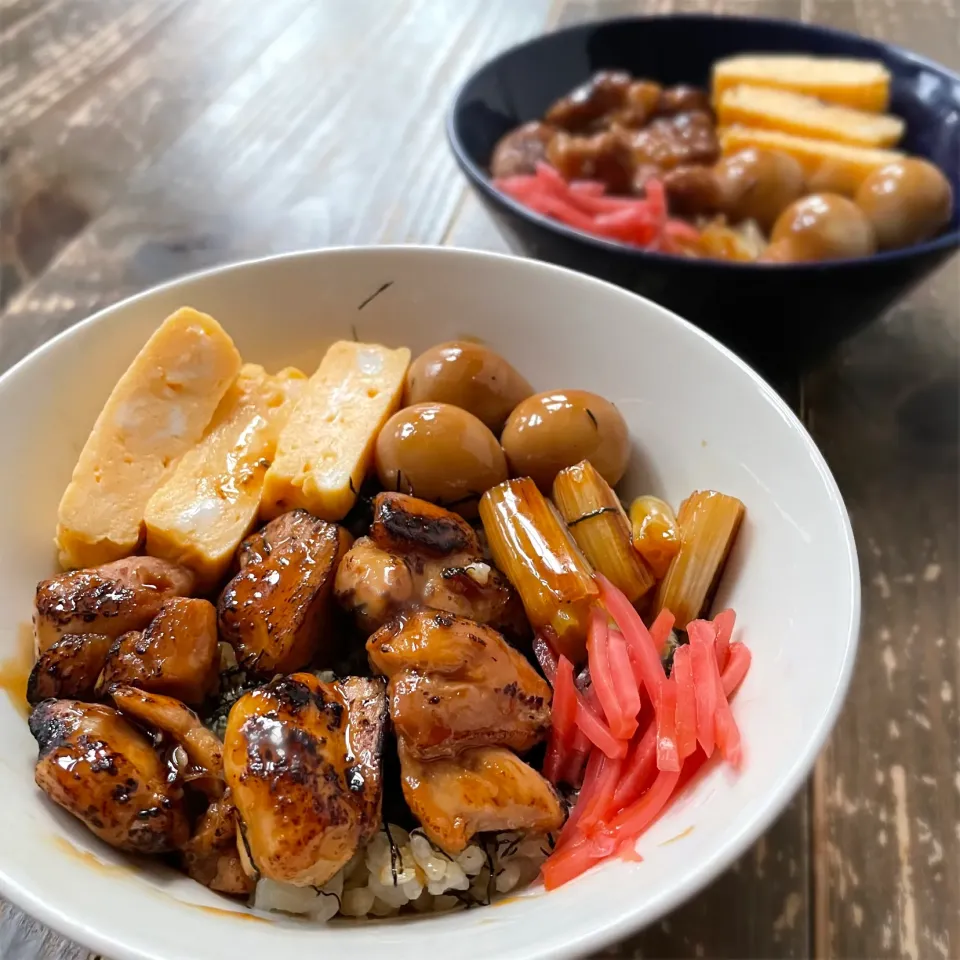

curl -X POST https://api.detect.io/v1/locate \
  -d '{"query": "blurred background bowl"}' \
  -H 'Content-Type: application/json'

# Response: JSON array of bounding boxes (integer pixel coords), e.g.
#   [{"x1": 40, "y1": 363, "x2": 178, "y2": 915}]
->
[{"x1": 447, "y1": 14, "x2": 960, "y2": 377}]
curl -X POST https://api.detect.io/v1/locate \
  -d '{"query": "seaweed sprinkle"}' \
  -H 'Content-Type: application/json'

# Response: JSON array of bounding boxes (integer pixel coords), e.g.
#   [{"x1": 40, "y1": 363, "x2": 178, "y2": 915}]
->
[
  {"x1": 384, "y1": 822, "x2": 401, "y2": 887},
  {"x1": 585, "y1": 408, "x2": 598, "y2": 428},
  {"x1": 660, "y1": 629, "x2": 684, "y2": 678},
  {"x1": 497, "y1": 834, "x2": 521, "y2": 860},
  {"x1": 567, "y1": 506, "x2": 619, "y2": 528},
  {"x1": 204, "y1": 666, "x2": 257, "y2": 739},
  {"x1": 357, "y1": 280, "x2": 394, "y2": 311},
  {"x1": 484, "y1": 836, "x2": 497, "y2": 905},
  {"x1": 316, "y1": 889, "x2": 342, "y2": 911},
  {"x1": 238, "y1": 821, "x2": 261, "y2": 885}
]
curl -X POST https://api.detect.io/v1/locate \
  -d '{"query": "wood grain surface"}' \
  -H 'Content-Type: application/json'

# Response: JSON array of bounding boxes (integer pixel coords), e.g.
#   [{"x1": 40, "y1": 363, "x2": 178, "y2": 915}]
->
[{"x1": 0, "y1": 0, "x2": 957, "y2": 958}]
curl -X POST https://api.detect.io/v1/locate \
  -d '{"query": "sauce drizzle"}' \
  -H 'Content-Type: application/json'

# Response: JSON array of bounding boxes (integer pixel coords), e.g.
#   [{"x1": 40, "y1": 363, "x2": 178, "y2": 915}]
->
[{"x1": 0, "y1": 623, "x2": 35, "y2": 718}]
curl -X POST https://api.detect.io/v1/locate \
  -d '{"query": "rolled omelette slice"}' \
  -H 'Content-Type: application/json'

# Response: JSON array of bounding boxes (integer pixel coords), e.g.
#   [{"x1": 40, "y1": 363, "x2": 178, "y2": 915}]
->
[
  {"x1": 143, "y1": 363, "x2": 306, "y2": 589},
  {"x1": 260, "y1": 340, "x2": 410, "y2": 522},
  {"x1": 56, "y1": 308, "x2": 243, "y2": 569}
]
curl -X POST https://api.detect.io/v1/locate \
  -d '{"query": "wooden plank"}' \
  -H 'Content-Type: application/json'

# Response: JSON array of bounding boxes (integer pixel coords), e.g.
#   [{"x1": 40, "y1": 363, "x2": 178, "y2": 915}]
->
[
  {"x1": 0, "y1": 0, "x2": 187, "y2": 128},
  {"x1": 0, "y1": 0, "x2": 550, "y2": 374},
  {"x1": 0, "y1": 903, "x2": 93, "y2": 960},
  {"x1": 807, "y1": 260, "x2": 959, "y2": 960},
  {"x1": 803, "y1": 6, "x2": 959, "y2": 957},
  {"x1": 0, "y1": 0, "x2": 318, "y2": 308}
]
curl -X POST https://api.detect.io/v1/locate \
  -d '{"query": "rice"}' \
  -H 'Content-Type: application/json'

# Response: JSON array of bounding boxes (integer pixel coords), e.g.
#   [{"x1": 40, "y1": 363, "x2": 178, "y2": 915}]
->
[{"x1": 251, "y1": 825, "x2": 554, "y2": 920}]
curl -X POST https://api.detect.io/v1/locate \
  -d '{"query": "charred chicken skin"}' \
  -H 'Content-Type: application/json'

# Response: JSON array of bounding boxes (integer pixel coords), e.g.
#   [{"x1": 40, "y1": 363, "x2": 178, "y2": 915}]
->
[
  {"x1": 26, "y1": 632, "x2": 113, "y2": 704},
  {"x1": 336, "y1": 493, "x2": 525, "y2": 634},
  {"x1": 108, "y1": 684, "x2": 225, "y2": 799},
  {"x1": 97, "y1": 597, "x2": 219, "y2": 705},
  {"x1": 397, "y1": 739, "x2": 564, "y2": 854},
  {"x1": 370, "y1": 492, "x2": 480, "y2": 556},
  {"x1": 181, "y1": 793, "x2": 253, "y2": 896},
  {"x1": 367, "y1": 607, "x2": 551, "y2": 760},
  {"x1": 218, "y1": 510, "x2": 351, "y2": 675},
  {"x1": 29, "y1": 698, "x2": 189, "y2": 854},
  {"x1": 224, "y1": 673, "x2": 387, "y2": 887},
  {"x1": 34, "y1": 556, "x2": 195, "y2": 653}
]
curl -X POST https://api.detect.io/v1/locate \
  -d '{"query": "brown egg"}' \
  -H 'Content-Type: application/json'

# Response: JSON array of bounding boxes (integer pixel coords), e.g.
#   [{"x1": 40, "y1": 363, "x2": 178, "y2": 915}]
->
[
  {"x1": 501, "y1": 390, "x2": 629, "y2": 490},
  {"x1": 764, "y1": 193, "x2": 877, "y2": 263},
  {"x1": 715, "y1": 148, "x2": 806, "y2": 231},
  {"x1": 375, "y1": 403, "x2": 508, "y2": 517},
  {"x1": 855, "y1": 158, "x2": 954, "y2": 250},
  {"x1": 404, "y1": 342, "x2": 534, "y2": 434}
]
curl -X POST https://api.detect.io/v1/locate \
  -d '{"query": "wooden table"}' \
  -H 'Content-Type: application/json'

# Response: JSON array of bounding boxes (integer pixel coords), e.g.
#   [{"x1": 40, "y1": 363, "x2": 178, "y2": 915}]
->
[{"x1": 1, "y1": 0, "x2": 956, "y2": 957}]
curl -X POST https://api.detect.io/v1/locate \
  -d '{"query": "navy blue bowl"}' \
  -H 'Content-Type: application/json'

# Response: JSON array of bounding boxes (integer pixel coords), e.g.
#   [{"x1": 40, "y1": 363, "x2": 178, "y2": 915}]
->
[{"x1": 447, "y1": 15, "x2": 960, "y2": 376}]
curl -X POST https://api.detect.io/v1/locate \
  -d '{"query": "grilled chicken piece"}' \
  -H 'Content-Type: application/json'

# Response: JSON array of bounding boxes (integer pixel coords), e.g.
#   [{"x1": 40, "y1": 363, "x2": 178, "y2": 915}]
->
[
  {"x1": 97, "y1": 597, "x2": 218, "y2": 705},
  {"x1": 29, "y1": 699, "x2": 188, "y2": 853},
  {"x1": 34, "y1": 557, "x2": 195, "y2": 653},
  {"x1": 108, "y1": 684, "x2": 224, "y2": 798},
  {"x1": 370, "y1": 493, "x2": 479, "y2": 557},
  {"x1": 367, "y1": 608, "x2": 551, "y2": 759},
  {"x1": 336, "y1": 537, "x2": 524, "y2": 635},
  {"x1": 218, "y1": 511, "x2": 351, "y2": 675},
  {"x1": 338, "y1": 675, "x2": 390, "y2": 832},
  {"x1": 334, "y1": 536, "x2": 414, "y2": 632},
  {"x1": 336, "y1": 493, "x2": 526, "y2": 635},
  {"x1": 181, "y1": 793, "x2": 253, "y2": 896},
  {"x1": 26, "y1": 632, "x2": 112, "y2": 704},
  {"x1": 398, "y1": 739, "x2": 564, "y2": 854},
  {"x1": 224, "y1": 673, "x2": 387, "y2": 886}
]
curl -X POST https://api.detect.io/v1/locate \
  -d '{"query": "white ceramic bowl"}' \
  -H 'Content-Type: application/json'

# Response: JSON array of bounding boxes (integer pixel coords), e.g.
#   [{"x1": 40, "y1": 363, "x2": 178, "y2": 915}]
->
[{"x1": 0, "y1": 246, "x2": 859, "y2": 960}]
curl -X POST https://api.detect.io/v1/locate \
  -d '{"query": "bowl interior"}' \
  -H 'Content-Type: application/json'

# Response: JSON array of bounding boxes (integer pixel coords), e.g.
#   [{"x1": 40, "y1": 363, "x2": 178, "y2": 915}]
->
[
  {"x1": 0, "y1": 247, "x2": 859, "y2": 960},
  {"x1": 451, "y1": 15, "x2": 960, "y2": 240}
]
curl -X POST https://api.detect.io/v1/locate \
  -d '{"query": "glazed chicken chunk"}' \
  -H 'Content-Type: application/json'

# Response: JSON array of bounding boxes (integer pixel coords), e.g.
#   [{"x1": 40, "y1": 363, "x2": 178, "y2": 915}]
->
[
  {"x1": 34, "y1": 556, "x2": 195, "y2": 653},
  {"x1": 108, "y1": 684, "x2": 225, "y2": 799},
  {"x1": 181, "y1": 793, "x2": 253, "y2": 896},
  {"x1": 97, "y1": 597, "x2": 219, "y2": 705},
  {"x1": 224, "y1": 673, "x2": 387, "y2": 887},
  {"x1": 367, "y1": 607, "x2": 551, "y2": 760},
  {"x1": 398, "y1": 739, "x2": 564, "y2": 855},
  {"x1": 26, "y1": 632, "x2": 113, "y2": 704},
  {"x1": 29, "y1": 699, "x2": 188, "y2": 854},
  {"x1": 218, "y1": 510, "x2": 351, "y2": 675},
  {"x1": 336, "y1": 493, "x2": 525, "y2": 634}
]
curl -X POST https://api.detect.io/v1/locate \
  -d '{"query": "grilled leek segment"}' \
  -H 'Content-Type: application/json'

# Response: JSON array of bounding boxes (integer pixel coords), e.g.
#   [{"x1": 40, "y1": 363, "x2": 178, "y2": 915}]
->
[
  {"x1": 553, "y1": 461, "x2": 654, "y2": 605},
  {"x1": 654, "y1": 490, "x2": 745, "y2": 627},
  {"x1": 479, "y1": 477, "x2": 597, "y2": 662},
  {"x1": 628, "y1": 495, "x2": 681, "y2": 579}
]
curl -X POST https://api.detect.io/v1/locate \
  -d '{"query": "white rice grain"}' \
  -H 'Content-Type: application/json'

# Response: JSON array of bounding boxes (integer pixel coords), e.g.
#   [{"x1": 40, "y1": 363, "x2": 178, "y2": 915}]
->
[
  {"x1": 252, "y1": 825, "x2": 551, "y2": 922},
  {"x1": 341, "y1": 886, "x2": 375, "y2": 917}
]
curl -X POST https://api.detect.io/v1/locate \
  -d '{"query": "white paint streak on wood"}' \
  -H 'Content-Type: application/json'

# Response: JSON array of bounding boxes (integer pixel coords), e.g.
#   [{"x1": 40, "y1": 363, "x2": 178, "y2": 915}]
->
[
  {"x1": 882, "y1": 646, "x2": 897, "y2": 688},
  {"x1": 874, "y1": 572, "x2": 892, "y2": 599},
  {"x1": 753, "y1": 836, "x2": 767, "y2": 878},
  {"x1": 772, "y1": 892, "x2": 803, "y2": 937},
  {"x1": 908, "y1": 710, "x2": 932, "y2": 731},
  {"x1": 890, "y1": 765, "x2": 919, "y2": 960},
  {"x1": 922, "y1": 562, "x2": 942, "y2": 582}
]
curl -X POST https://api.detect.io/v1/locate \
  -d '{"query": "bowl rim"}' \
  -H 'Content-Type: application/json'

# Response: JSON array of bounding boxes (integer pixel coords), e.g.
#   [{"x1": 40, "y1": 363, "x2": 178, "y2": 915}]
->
[
  {"x1": 446, "y1": 11, "x2": 960, "y2": 272},
  {"x1": 0, "y1": 244, "x2": 862, "y2": 959}
]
